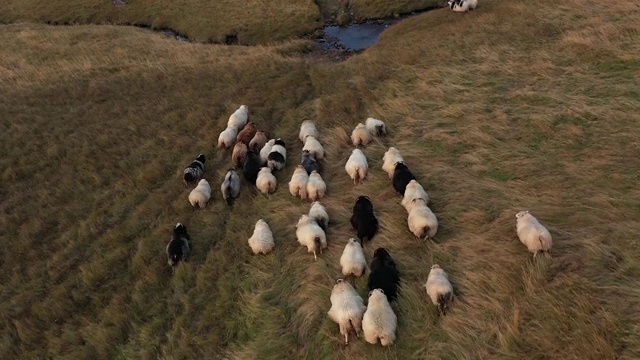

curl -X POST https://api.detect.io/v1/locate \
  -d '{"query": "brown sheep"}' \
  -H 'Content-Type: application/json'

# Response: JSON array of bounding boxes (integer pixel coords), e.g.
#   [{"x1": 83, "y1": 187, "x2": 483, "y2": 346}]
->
[
  {"x1": 236, "y1": 122, "x2": 258, "y2": 145},
  {"x1": 232, "y1": 142, "x2": 248, "y2": 168},
  {"x1": 249, "y1": 130, "x2": 267, "y2": 152}
]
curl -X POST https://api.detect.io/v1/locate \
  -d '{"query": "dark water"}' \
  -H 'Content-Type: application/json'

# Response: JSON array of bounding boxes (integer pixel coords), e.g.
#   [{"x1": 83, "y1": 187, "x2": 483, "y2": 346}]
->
[{"x1": 316, "y1": 22, "x2": 397, "y2": 52}]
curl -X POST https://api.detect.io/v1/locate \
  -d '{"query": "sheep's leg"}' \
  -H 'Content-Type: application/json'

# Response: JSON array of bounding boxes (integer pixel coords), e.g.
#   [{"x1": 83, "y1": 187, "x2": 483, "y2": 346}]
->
[
  {"x1": 344, "y1": 333, "x2": 348, "y2": 346},
  {"x1": 313, "y1": 251, "x2": 317, "y2": 261}
]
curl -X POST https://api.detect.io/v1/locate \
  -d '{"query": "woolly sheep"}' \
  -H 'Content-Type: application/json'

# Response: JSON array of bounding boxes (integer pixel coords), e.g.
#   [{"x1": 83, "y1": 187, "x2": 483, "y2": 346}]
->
[
  {"x1": 227, "y1": 104, "x2": 249, "y2": 131},
  {"x1": 188, "y1": 179, "x2": 211, "y2": 209},
  {"x1": 392, "y1": 161, "x2": 416, "y2": 196},
  {"x1": 299, "y1": 120, "x2": 319, "y2": 143},
  {"x1": 256, "y1": 167, "x2": 277, "y2": 194},
  {"x1": 425, "y1": 264, "x2": 454, "y2": 316},
  {"x1": 327, "y1": 279, "x2": 367, "y2": 345},
  {"x1": 382, "y1": 147, "x2": 404, "y2": 179},
  {"x1": 295, "y1": 214, "x2": 327, "y2": 261},
  {"x1": 407, "y1": 198, "x2": 438, "y2": 240},
  {"x1": 340, "y1": 238, "x2": 366, "y2": 277},
  {"x1": 365, "y1": 117, "x2": 387, "y2": 137},
  {"x1": 351, "y1": 123, "x2": 372, "y2": 147},
  {"x1": 449, "y1": 0, "x2": 477, "y2": 12},
  {"x1": 401, "y1": 180, "x2": 429, "y2": 212},
  {"x1": 166, "y1": 223, "x2": 191, "y2": 268},
  {"x1": 260, "y1": 139, "x2": 275, "y2": 165},
  {"x1": 248, "y1": 219, "x2": 275, "y2": 255},
  {"x1": 183, "y1": 154, "x2": 205, "y2": 187},
  {"x1": 345, "y1": 149, "x2": 368, "y2": 185},
  {"x1": 303, "y1": 136, "x2": 325, "y2": 161},
  {"x1": 232, "y1": 142, "x2": 248, "y2": 168},
  {"x1": 221, "y1": 168, "x2": 241, "y2": 205},
  {"x1": 243, "y1": 150, "x2": 262, "y2": 185},
  {"x1": 249, "y1": 130, "x2": 267, "y2": 152},
  {"x1": 301, "y1": 150, "x2": 321, "y2": 175},
  {"x1": 306, "y1": 170, "x2": 326, "y2": 202},
  {"x1": 217, "y1": 127, "x2": 238, "y2": 149},
  {"x1": 350, "y1": 196, "x2": 379, "y2": 243},
  {"x1": 308, "y1": 201, "x2": 329, "y2": 231},
  {"x1": 289, "y1": 164, "x2": 309, "y2": 200},
  {"x1": 237, "y1": 122, "x2": 258, "y2": 145},
  {"x1": 515, "y1": 210, "x2": 553, "y2": 258},
  {"x1": 367, "y1": 247, "x2": 400, "y2": 301},
  {"x1": 362, "y1": 288, "x2": 397, "y2": 346},
  {"x1": 267, "y1": 138, "x2": 287, "y2": 171}
]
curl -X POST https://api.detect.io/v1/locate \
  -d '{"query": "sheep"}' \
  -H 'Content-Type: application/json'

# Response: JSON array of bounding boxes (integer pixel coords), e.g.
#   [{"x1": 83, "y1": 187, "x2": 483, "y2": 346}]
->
[
  {"x1": 232, "y1": 142, "x2": 248, "y2": 168},
  {"x1": 448, "y1": 0, "x2": 477, "y2": 12},
  {"x1": 392, "y1": 161, "x2": 416, "y2": 196},
  {"x1": 425, "y1": 264, "x2": 454, "y2": 316},
  {"x1": 382, "y1": 147, "x2": 403, "y2": 179},
  {"x1": 515, "y1": 210, "x2": 553, "y2": 258},
  {"x1": 365, "y1": 117, "x2": 387, "y2": 137},
  {"x1": 345, "y1": 149, "x2": 368, "y2": 185},
  {"x1": 350, "y1": 196, "x2": 379, "y2": 243},
  {"x1": 401, "y1": 180, "x2": 429, "y2": 212},
  {"x1": 407, "y1": 198, "x2": 438, "y2": 240},
  {"x1": 227, "y1": 104, "x2": 249, "y2": 131},
  {"x1": 166, "y1": 223, "x2": 191, "y2": 268},
  {"x1": 367, "y1": 247, "x2": 400, "y2": 302},
  {"x1": 327, "y1": 279, "x2": 367, "y2": 345},
  {"x1": 302, "y1": 136, "x2": 324, "y2": 161},
  {"x1": 295, "y1": 214, "x2": 327, "y2": 261},
  {"x1": 217, "y1": 127, "x2": 238, "y2": 149},
  {"x1": 221, "y1": 168, "x2": 241, "y2": 205},
  {"x1": 351, "y1": 123, "x2": 372, "y2": 147},
  {"x1": 267, "y1": 138, "x2": 287, "y2": 171},
  {"x1": 236, "y1": 122, "x2": 258, "y2": 145},
  {"x1": 301, "y1": 150, "x2": 321, "y2": 175},
  {"x1": 362, "y1": 288, "x2": 397, "y2": 347},
  {"x1": 299, "y1": 120, "x2": 319, "y2": 143},
  {"x1": 183, "y1": 153, "x2": 206, "y2": 187},
  {"x1": 242, "y1": 150, "x2": 262, "y2": 185},
  {"x1": 249, "y1": 130, "x2": 267, "y2": 152},
  {"x1": 256, "y1": 167, "x2": 277, "y2": 194},
  {"x1": 306, "y1": 170, "x2": 326, "y2": 202},
  {"x1": 289, "y1": 165, "x2": 309, "y2": 200},
  {"x1": 188, "y1": 179, "x2": 211, "y2": 209},
  {"x1": 308, "y1": 201, "x2": 329, "y2": 231},
  {"x1": 260, "y1": 139, "x2": 275, "y2": 165},
  {"x1": 248, "y1": 219, "x2": 275, "y2": 255},
  {"x1": 340, "y1": 238, "x2": 367, "y2": 277}
]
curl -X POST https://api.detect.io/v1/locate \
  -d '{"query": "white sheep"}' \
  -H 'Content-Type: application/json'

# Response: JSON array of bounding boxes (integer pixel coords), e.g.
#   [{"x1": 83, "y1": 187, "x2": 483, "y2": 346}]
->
[
  {"x1": 308, "y1": 201, "x2": 329, "y2": 231},
  {"x1": 401, "y1": 180, "x2": 429, "y2": 212},
  {"x1": 345, "y1": 148, "x2": 368, "y2": 184},
  {"x1": 260, "y1": 139, "x2": 275, "y2": 165},
  {"x1": 449, "y1": 0, "x2": 477, "y2": 12},
  {"x1": 306, "y1": 170, "x2": 326, "y2": 201},
  {"x1": 217, "y1": 127, "x2": 238, "y2": 149},
  {"x1": 299, "y1": 120, "x2": 319, "y2": 143},
  {"x1": 382, "y1": 147, "x2": 404, "y2": 179},
  {"x1": 295, "y1": 214, "x2": 327, "y2": 261},
  {"x1": 302, "y1": 136, "x2": 325, "y2": 160},
  {"x1": 227, "y1": 104, "x2": 249, "y2": 131},
  {"x1": 188, "y1": 179, "x2": 211, "y2": 208},
  {"x1": 425, "y1": 264, "x2": 454, "y2": 316},
  {"x1": 515, "y1": 210, "x2": 553, "y2": 258},
  {"x1": 327, "y1": 279, "x2": 367, "y2": 345},
  {"x1": 351, "y1": 123, "x2": 372, "y2": 147},
  {"x1": 365, "y1": 117, "x2": 387, "y2": 137},
  {"x1": 407, "y1": 198, "x2": 438, "y2": 240},
  {"x1": 362, "y1": 288, "x2": 397, "y2": 346},
  {"x1": 248, "y1": 219, "x2": 275, "y2": 255},
  {"x1": 289, "y1": 165, "x2": 309, "y2": 200},
  {"x1": 340, "y1": 238, "x2": 366, "y2": 277},
  {"x1": 255, "y1": 167, "x2": 277, "y2": 194}
]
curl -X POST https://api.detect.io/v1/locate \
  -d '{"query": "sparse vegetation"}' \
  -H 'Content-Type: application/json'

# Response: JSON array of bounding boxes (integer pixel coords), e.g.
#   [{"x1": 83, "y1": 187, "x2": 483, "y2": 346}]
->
[{"x1": 2, "y1": 0, "x2": 640, "y2": 359}]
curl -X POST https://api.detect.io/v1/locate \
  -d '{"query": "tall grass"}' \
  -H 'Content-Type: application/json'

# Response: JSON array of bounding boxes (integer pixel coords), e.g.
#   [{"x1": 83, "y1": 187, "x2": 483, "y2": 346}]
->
[{"x1": 1, "y1": 0, "x2": 640, "y2": 359}]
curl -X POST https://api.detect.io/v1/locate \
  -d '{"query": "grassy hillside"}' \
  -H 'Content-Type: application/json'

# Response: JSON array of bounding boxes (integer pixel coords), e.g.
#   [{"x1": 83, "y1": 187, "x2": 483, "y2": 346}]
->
[{"x1": 2, "y1": 0, "x2": 640, "y2": 359}]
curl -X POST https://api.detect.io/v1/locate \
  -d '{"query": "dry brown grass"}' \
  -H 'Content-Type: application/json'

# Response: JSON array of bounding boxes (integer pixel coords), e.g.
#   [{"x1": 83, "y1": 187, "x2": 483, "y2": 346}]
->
[{"x1": 1, "y1": 0, "x2": 640, "y2": 358}]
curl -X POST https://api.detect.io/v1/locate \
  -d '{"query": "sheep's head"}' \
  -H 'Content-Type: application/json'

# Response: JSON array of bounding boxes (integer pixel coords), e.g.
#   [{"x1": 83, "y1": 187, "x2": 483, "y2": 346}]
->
[
  {"x1": 274, "y1": 138, "x2": 286, "y2": 147},
  {"x1": 373, "y1": 247, "x2": 391, "y2": 260},
  {"x1": 296, "y1": 214, "x2": 313, "y2": 228},
  {"x1": 368, "y1": 288, "x2": 385, "y2": 299},
  {"x1": 259, "y1": 167, "x2": 271, "y2": 174},
  {"x1": 431, "y1": 264, "x2": 441, "y2": 270},
  {"x1": 198, "y1": 179, "x2": 208, "y2": 186},
  {"x1": 515, "y1": 210, "x2": 530, "y2": 219},
  {"x1": 196, "y1": 154, "x2": 206, "y2": 163}
]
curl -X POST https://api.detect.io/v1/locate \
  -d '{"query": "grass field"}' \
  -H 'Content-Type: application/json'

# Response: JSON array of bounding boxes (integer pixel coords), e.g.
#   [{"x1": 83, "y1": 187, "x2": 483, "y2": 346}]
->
[{"x1": 2, "y1": 0, "x2": 640, "y2": 359}]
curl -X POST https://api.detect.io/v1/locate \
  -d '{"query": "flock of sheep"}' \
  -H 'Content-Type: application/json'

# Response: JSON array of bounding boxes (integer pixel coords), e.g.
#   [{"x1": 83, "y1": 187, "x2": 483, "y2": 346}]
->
[{"x1": 166, "y1": 103, "x2": 554, "y2": 347}]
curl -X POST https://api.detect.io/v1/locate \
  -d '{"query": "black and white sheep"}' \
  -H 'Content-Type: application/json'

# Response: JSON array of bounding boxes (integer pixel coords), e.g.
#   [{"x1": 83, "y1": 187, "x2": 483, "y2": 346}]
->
[
  {"x1": 350, "y1": 196, "x2": 379, "y2": 243},
  {"x1": 267, "y1": 138, "x2": 287, "y2": 171},
  {"x1": 327, "y1": 278, "x2": 367, "y2": 345},
  {"x1": 448, "y1": 0, "x2": 477, "y2": 12},
  {"x1": 260, "y1": 139, "x2": 276, "y2": 166},
  {"x1": 367, "y1": 247, "x2": 400, "y2": 302},
  {"x1": 166, "y1": 223, "x2": 191, "y2": 268},
  {"x1": 516, "y1": 210, "x2": 553, "y2": 258},
  {"x1": 221, "y1": 168, "x2": 241, "y2": 205},
  {"x1": 301, "y1": 150, "x2": 321, "y2": 175},
  {"x1": 425, "y1": 264, "x2": 454, "y2": 316},
  {"x1": 183, "y1": 153, "x2": 206, "y2": 187}
]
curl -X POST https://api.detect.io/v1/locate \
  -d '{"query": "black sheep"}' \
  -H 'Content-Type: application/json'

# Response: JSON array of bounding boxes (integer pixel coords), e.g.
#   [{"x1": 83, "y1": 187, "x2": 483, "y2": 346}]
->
[
  {"x1": 166, "y1": 223, "x2": 191, "y2": 268},
  {"x1": 301, "y1": 150, "x2": 321, "y2": 175},
  {"x1": 367, "y1": 247, "x2": 401, "y2": 302},
  {"x1": 392, "y1": 161, "x2": 416, "y2": 196},
  {"x1": 350, "y1": 195, "x2": 379, "y2": 243},
  {"x1": 242, "y1": 150, "x2": 262, "y2": 185}
]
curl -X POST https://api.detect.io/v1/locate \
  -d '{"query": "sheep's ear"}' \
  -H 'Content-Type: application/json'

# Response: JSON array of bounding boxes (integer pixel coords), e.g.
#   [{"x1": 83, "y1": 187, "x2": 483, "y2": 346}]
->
[
  {"x1": 336, "y1": 278, "x2": 343, "y2": 284},
  {"x1": 379, "y1": 289, "x2": 385, "y2": 294},
  {"x1": 368, "y1": 290, "x2": 373, "y2": 297}
]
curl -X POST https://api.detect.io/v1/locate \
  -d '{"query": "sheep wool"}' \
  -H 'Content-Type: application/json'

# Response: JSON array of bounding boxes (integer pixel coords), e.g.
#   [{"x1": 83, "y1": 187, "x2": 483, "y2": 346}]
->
[
  {"x1": 351, "y1": 123, "x2": 372, "y2": 147},
  {"x1": 365, "y1": 117, "x2": 387, "y2": 137},
  {"x1": 188, "y1": 179, "x2": 212, "y2": 209},
  {"x1": 295, "y1": 215, "x2": 327, "y2": 261},
  {"x1": 407, "y1": 198, "x2": 438, "y2": 240},
  {"x1": 382, "y1": 147, "x2": 404, "y2": 179},
  {"x1": 289, "y1": 165, "x2": 309, "y2": 200},
  {"x1": 302, "y1": 136, "x2": 325, "y2": 160},
  {"x1": 217, "y1": 127, "x2": 238, "y2": 149},
  {"x1": 401, "y1": 180, "x2": 429, "y2": 212},
  {"x1": 256, "y1": 167, "x2": 277, "y2": 194},
  {"x1": 260, "y1": 139, "x2": 276, "y2": 165},
  {"x1": 340, "y1": 238, "x2": 366, "y2": 277},
  {"x1": 248, "y1": 219, "x2": 275, "y2": 255},
  {"x1": 299, "y1": 120, "x2": 319, "y2": 143},
  {"x1": 227, "y1": 104, "x2": 249, "y2": 131},
  {"x1": 232, "y1": 142, "x2": 248, "y2": 168},
  {"x1": 345, "y1": 149, "x2": 368, "y2": 185},
  {"x1": 327, "y1": 279, "x2": 367, "y2": 345},
  {"x1": 362, "y1": 289, "x2": 397, "y2": 346},
  {"x1": 221, "y1": 169, "x2": 241, "y2": 206},
  {"x1": 308, "y1": 201, "x2": 329, "y2": 231},
  {"x1": 306, "y1": 170, "x2": 326, "y2": 201},
  {"x1": 425, "y1": 264, "x2": 454, "y2": 316},
  {"x1": 515, "y1": 210, "x2": 553, "y2": 258},
  {"x1": 249, "y1": 131, "x2": 267, "y2": 152}
]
